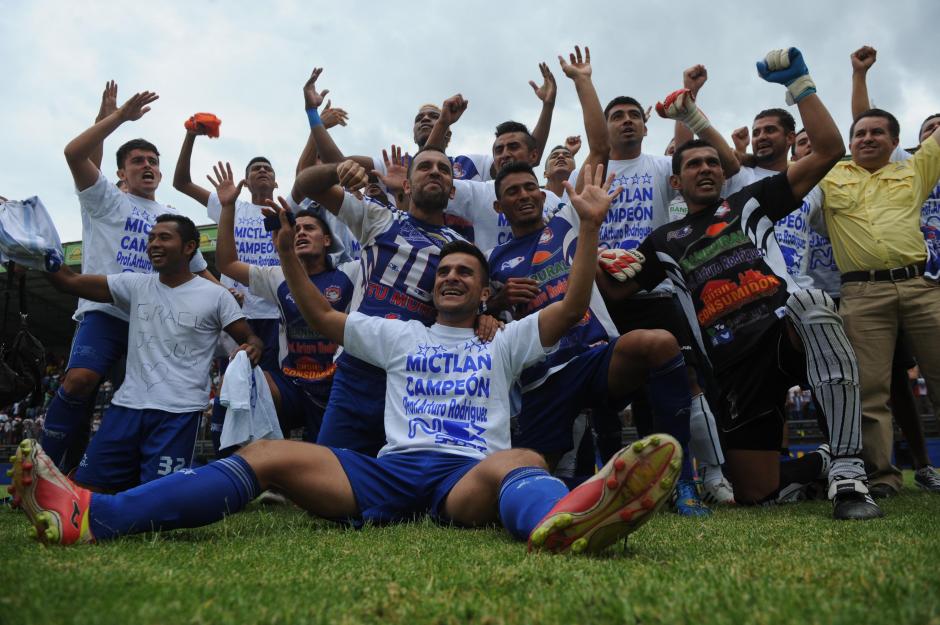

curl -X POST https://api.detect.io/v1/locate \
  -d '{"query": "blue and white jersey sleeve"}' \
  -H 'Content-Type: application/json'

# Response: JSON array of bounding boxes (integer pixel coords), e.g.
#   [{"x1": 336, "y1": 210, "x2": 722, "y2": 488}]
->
[{"x1": 338, "y1": 192, "x2": 395, "y2": 246}]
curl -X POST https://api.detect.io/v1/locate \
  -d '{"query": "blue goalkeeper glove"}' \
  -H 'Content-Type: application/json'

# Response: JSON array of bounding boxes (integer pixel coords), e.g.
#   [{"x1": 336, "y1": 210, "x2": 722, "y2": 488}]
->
[{"x1": 756, "y1": 47, "x2": 816, "y2": 105}]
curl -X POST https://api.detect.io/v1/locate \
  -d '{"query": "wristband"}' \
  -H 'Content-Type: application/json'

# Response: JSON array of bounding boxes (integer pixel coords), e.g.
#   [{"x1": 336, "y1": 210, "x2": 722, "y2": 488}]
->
[{"x1": 306, "y1": 108, "x2": 322, "y2": 129}]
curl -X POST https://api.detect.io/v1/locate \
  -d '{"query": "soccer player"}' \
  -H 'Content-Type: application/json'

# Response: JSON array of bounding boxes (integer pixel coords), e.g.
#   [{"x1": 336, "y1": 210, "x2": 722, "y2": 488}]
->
[
  {"x1": 544, "y1": 141, "x2": 578, "y2": 198},
  {"x1": 488, "y1": 160, "x2": 705, "y2": 515},
  {"x1": 43, "y1": 213, "x2": 262, "y2": 492},
  {"x1": 10, "y1": 166, "x2": 682, "y2": 555},
  {"x1": 40, "y1": 89, "x2": 217, "y2": 475},
  {"x1": 600, "y1": 48, "x2": 883, "y2": 519},
  {"x1": 571, "y1": 50, "x2": 735, "y2": 505},
  {"x1": 211, "y1": 162, "x2": 357, "y2": 443},
  {"x1": 289, "y1": 147, "x2": 492, "y2": 456}
]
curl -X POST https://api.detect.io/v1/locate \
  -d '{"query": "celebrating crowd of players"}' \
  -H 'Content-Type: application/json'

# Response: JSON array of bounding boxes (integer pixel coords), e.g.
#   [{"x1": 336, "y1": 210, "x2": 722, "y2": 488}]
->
[{"x1": 6, "y1": 43, "x2": 940, "y2": 553}]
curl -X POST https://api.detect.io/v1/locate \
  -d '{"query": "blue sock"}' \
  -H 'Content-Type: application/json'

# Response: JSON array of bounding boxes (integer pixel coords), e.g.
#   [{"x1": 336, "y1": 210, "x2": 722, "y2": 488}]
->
[
  {"x1": 89, "y1": 455, "x2": 261, "y2": 540},
  {"x1": 210, "y1": 397, "x2": 234, "y2": 458},
  {"x1": 40, "y1": 387, "x2": 93, "y2": 471},
  {"x1": 647, "y1": 355, "x2": 694, "y2": 480},
  {"x1": 497, "y1": 467, "x2": 569, "y2": 541}
]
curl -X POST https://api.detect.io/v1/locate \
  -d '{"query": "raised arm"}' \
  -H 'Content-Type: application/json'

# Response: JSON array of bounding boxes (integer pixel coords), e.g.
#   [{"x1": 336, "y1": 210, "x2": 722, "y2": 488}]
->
[
  {"x1": 756, "y1": 48, "x2": 845, "y2": 199},
  {"x1": 295, "y1": 99, "x2": 349, "y2": 174},
  {"x1": 268, "y1": 197, "x2": 347, "y2": 344},
  {"x1": 672, "y1": 65, "x2": 707, "y2": 155},
  {"x1": 850, "y1": 46, "x2": 877, "y2": 119},
  {"x1": 558, "y1": 46, "x2": 609, "y2": 193},
  {"x1": 657, "y1": 79, "x2": 741, "y2": 177},
  {"x1": 45, "y1": 265, "x2": 112, "y2": 302},
  {"x1": 300, "y1": 68, "x2": 374, "y2": 172},
  {"x1": 425, "y1": 94, "x2": 468, "y2": 151},
  {"x1": 528, "y1": 61, "x2": 558, "y2": 165},
  {"x1": 537, "y1": 164, "x2": 619, "y2": 347},
  {"x1": 292, "y1": 160, "x2": 368, "y2": 214},
  {"x1": 64, "y1": 90, "x2": 159, "y2": 191},
  {"x1": 172, "y1": 131, "x2": 212, "y2": 207},
  {"x1": 207, "y1": 161, "x2": 251, "y2": 285},
  {"x1": 89, "y1": 81, "x2": 118, "y2": 171}
]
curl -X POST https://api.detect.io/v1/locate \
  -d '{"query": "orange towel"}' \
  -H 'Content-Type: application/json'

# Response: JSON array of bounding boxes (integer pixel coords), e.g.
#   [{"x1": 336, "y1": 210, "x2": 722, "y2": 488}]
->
[{"x1": 185, "y1": 113, "x2": 221, "y2": 138}]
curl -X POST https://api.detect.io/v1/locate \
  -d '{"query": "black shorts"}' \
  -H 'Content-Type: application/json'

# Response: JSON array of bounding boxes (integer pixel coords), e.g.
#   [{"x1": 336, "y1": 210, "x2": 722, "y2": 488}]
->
[
  {"x1": 606, "y1": 295, "x2": 699, "y2": 368},
  {"x1": 716, "y1": 319, "x2": 808, "y2": 451}
]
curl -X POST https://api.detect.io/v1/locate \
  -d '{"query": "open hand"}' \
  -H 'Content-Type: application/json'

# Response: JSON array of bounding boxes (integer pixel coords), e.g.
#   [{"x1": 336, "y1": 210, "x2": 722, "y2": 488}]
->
[
  {"x1": 559, "y1": 45, "x2": 592, "y2": 80},
  {"x1": 563, "y1": 163, "x2": 618, "y2": 228},
  {"x1": 529, "y1": 62, "x2": 557, "y2": 105},
  {"x1": 206, "y1": 161, "x2": 245, "y2": 206}
]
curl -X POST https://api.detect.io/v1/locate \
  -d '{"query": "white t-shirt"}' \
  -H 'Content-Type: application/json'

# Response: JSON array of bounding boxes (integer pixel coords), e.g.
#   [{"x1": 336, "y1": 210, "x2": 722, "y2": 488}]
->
[
  {"x1": 571, "y1": 154, "x2": 676, "y2": 296},
  {"x1": 448, "y1": 179, "x2": 566, "y2": 251},
  {"x1": 106, "y1": 273, "x2": 244, "y2": 413},
  {"x1": 76, "y1": 174, "x2": 208, "y2": 321},
  {"x1": 207, "y1": 193, "x2": 280, "y2": 320},
  {"x1": 343, "y1": 311, "x2": 552, "y2": 460}
]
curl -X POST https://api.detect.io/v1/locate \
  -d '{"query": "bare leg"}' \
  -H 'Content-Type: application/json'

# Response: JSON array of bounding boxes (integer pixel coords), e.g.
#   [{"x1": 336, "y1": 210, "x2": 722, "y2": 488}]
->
[
  {"x1": 442, "y1": 448, "x2": 547, "y2": 526},
  {"x1": 238, "y1": 439, "x2": 358, "y2": 519}
]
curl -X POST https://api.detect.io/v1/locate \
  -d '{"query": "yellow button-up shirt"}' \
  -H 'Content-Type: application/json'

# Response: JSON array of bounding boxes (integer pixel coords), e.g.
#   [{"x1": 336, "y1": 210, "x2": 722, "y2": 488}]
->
[{"x1": 820, "y1": 138, "x2": 940, "y2": 272}]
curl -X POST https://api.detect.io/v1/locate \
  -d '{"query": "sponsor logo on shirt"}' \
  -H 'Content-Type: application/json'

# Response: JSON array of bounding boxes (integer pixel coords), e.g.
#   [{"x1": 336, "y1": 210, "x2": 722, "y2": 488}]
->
[
  {"x1": 666, "y1": 225, "x2": 693, "y2": 241},
  {"x1": 714, "y1": 202, "x2": 731, "y2": 219},
  {"x1": 532, "y1": 248, "x2": 561, "y2": 265},
  {"x1": 501, "y1": 256, "x2": 525, "y2": 271},
  {"x1": 697, "y1": 270, "x2": 781, "y2": 326},
  {"x1": 539, "y1": 228, "x2": 554, "y2": 244},
  {"x1": 707, "y1": 323, "x2": 734, "y2": 346},
  {"x1": 324, "y1": 286, "x2": 342, "y2": 302},
  {"x1": 705, "y1": 222, "x2": 730, "y2": 238}
]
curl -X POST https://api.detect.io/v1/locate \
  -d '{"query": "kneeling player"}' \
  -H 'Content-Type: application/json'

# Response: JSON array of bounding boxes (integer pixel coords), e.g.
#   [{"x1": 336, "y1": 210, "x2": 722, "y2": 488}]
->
[{"x1": 10, "y1": 166, "x2": 681, "y2": 554}]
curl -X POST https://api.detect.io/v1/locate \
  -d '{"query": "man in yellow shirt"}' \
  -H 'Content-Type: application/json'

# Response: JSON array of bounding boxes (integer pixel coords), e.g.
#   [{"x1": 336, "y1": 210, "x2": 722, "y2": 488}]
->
[{"x1": 816, "y1": 108, "x2": 940, "y2": 496}]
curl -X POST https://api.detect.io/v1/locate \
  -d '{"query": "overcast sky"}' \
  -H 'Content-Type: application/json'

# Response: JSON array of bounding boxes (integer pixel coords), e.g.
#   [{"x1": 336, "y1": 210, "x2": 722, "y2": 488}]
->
[{"x1": 1, "y1": 0, "x2": 937, "y2": 241}]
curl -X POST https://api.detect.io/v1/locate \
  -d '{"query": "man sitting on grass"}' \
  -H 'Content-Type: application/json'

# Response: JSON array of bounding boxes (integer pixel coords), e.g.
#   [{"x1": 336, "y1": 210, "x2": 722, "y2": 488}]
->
[{"x1": 9, "y1": 161, "x2": 682, "y2": 555}]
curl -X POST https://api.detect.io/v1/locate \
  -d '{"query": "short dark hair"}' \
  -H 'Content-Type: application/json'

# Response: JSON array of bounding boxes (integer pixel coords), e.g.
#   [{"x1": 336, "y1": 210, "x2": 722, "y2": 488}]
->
[
  {"x1": 919, "y1": 114, "x2": 940, "y2": 138},
  {"x1": 754, "y1": 108, "x2": 796, "y2": 134},
  {"x1": 245, "y1": 156, "x2": 273, "y2": 178},
  {"x1": 155, "y1": 214, "x2": 200, "y2": 259},
  {"x1": 406, "y1": 146, "x2": 451, "y2": 179},
  {"x1": 439, "y1": 240, "x2": 490, "y2": 286},
  {"x1": 850, "y1": 108, "x2": 900, "y2": 140},
  {"x1": 671, "y1": 139, "x2": 717, "y2": 175},
  {"x1": 295, "y1": 209, "x2": 332, "y2": 239},
  {"x1": 791, "y1": 127, "x2": 807, "y2": 157},
  {"x1": 495, "y1": 121, "x2": 537, "y2": 151},
  {"x1": 604, "y1": 96, "x2": 644, "y2": 120},
  {"x1": 116, "y1": 139, "x2": 159, "y2": 169},
  {"x1": 494, "y1": 161, "x2": 539, "y2": 199}
]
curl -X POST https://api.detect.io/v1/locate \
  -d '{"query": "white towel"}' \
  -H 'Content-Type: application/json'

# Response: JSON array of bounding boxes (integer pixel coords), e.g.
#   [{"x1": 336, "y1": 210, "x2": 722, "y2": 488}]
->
[
  {"x1": 0, "y1": 197, "x2": 64, "y2": 271},
  {"x1": 219, "y1": 351, "x2": 282, "y2": 449}
]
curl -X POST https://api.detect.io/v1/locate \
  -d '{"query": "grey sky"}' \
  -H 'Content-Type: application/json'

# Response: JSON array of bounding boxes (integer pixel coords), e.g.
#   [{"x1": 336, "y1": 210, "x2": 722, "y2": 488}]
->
[{"x1": 1, "y1": 0, "x2": 937, "y2": 241}]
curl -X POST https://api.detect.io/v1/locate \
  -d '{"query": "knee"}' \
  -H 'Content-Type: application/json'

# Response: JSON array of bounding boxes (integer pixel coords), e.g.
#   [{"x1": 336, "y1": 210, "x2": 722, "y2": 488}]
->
[
  {"x1": 785, "y1": 289, "x2": 839, "y2": 326},
  {"x1": 61, "y1": 368, "x2": 102, "y2": 397},
  {"x1": 617, "y1": 329, "x2": 680, "y2": 365},
  {"x1": 500, "y1": 448, "x2": 548, "y2": 472}
]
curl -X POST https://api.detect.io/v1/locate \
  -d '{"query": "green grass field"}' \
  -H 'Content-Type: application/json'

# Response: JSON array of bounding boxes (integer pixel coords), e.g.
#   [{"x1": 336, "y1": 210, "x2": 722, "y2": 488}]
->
[{"x1": 1, "y1": 477, "x2": 938, "y2": 625}]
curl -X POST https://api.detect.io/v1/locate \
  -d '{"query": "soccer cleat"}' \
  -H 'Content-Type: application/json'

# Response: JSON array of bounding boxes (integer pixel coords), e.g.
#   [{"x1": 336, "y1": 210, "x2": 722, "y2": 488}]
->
[
  {"x1": 672, "y1": 479, "x2": 712, "y2": 516},
  {"x1": 830, "y1": 479, "x2": 884, "y2": 520},
  {"x1": 11, "y1": 439, "x2": 94, "y2": 545},
  {"x1": 528, "y1": 434, "x2": 682, "y2": 554},
  {"x1": 700, "y1": 476, "x2": 735, "y2": 505},
  {"x1": 914, "y1": 466, "x2": 940, "y2": 494}
]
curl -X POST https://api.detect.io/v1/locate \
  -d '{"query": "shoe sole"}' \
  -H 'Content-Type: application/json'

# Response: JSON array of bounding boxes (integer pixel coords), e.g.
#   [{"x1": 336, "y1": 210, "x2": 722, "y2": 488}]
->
[
  {"x1": 528, "y1": 435, "x2": 681, "y2": 554},
  {"x1": 11, "y1": 439, "x2": 86, "y2": 545}
]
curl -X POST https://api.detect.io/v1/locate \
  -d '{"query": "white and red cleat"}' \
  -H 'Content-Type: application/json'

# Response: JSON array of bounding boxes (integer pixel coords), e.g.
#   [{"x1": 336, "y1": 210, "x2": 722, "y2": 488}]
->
[
  {"x1": 10, "y1": 439, "x2": 94, "y2": 545},
  {"x1": 528, "y1": 434, "x2": 681, "y2": 554}
]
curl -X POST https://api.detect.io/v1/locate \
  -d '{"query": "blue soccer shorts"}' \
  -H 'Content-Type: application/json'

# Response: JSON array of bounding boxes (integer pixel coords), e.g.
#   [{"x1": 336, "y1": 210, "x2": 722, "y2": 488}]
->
[
  {"x1": 74, "y1": 405, "x2": 201, "y2": 491},
  {"x1": 66, "y1": 311, "x2": 129, "y2": 375},
  {"x1": 331, "y1": 448, "x2": 479, "y2": 525}
]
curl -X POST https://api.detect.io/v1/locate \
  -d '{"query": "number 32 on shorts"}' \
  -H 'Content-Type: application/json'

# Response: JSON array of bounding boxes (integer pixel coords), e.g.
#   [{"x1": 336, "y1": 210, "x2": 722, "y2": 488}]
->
[{"x1": 157, "y1": 456, "x2": 187, "y2": 476}]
